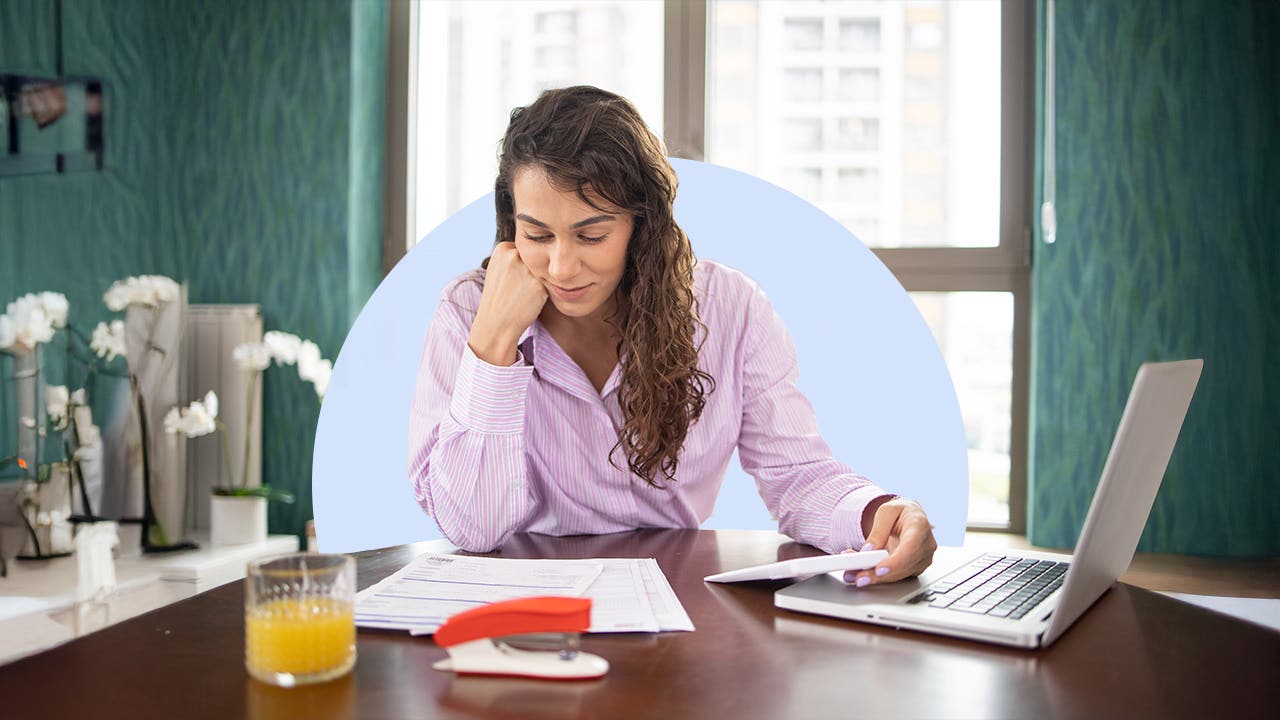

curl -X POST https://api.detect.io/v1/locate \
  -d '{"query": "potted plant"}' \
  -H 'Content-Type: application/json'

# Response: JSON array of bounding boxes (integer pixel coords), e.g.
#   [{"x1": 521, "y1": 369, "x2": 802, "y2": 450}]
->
[
  {"x1": 164, "y1": 391, "x2": 293, "y2": 546},
  {"x1": 97, "y1": 275, "x2": 193, "y2": 552}
]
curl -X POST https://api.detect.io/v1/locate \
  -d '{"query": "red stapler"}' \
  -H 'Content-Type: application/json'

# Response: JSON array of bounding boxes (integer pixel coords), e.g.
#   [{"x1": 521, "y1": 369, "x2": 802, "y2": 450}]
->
[{"x1": 432, "y1": 596, "x2": 609, "y2": 680}]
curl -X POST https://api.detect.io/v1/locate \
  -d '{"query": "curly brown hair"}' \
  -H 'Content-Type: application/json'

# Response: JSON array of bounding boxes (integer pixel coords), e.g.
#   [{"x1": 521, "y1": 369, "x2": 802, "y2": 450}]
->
[{"x1": 491, "y1": 86, "x2": 714, "y2": 486}]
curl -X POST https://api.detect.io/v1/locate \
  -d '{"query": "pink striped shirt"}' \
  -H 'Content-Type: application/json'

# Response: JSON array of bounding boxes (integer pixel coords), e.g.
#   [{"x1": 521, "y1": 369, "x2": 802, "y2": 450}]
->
[{"x1": 408, "y1": 259, "x2": 891, "y2": 553}]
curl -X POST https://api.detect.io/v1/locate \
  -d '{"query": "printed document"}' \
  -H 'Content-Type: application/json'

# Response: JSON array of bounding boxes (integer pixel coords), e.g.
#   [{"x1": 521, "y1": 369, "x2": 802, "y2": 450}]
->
[{"x1": 355, "y1": 553, "x2": 693, "y2": 635}]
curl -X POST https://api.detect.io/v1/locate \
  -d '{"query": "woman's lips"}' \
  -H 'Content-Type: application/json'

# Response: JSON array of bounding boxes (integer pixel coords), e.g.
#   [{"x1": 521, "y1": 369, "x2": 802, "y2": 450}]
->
[{"x1": 551, "y1": 283, "x2": 592, "y2": 301}]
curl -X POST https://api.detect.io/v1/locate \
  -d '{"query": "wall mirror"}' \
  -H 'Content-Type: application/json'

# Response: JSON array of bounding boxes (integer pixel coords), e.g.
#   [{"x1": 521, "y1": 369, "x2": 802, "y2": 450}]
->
[{"x1": 0, "y1": 74, "x2": 103, "y2": 177}]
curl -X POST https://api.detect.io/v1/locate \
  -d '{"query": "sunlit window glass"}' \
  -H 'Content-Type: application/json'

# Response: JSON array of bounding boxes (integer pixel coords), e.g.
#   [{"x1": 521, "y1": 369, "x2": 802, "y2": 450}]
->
[
  {"x1": 910, "y1": 292, "x2": 1014, "y2": 527},
  {"x1": 709, "y1": 0, "x2": 1002, "y2": 249},
  {"x1": 412, "y1": 1, "x2": 663, "y2": 248}
]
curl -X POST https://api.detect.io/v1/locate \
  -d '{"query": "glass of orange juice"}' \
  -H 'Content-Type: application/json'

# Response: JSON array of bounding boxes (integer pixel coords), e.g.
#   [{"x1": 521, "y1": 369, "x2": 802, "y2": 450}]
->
[{"x1": 245, "y1": 553, "x2": 356, "y2": 687}]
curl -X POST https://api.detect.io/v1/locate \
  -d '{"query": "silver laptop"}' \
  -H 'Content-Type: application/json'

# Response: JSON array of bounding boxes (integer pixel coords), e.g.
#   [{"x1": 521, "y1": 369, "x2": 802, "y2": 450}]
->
[{"x1": 776, "y1": 359, "x2": 1203, "y2": 649}]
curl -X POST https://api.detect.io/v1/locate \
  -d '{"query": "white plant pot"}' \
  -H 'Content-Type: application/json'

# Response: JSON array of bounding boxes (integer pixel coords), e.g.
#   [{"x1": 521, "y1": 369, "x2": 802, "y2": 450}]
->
[
  {"x1": 210, "y1": 495, "x2": 267, "y2": 547},
  {"x1": 115, "y1": 522, "x2": 143, "y2": 557}
]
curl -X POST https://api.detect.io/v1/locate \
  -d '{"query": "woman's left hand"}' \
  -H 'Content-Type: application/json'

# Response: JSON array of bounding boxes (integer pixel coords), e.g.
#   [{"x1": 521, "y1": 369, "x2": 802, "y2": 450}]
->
[{"x1": 844, "y1": 497, "x2": 938, "y2": 587}]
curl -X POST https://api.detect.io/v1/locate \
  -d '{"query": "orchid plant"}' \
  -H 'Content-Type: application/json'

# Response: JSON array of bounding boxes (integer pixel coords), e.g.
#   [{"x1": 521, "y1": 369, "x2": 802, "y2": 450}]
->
[
  {"x1": 94, "y1": 273, "x2": 193, "y2": 550},
  {"x1": 206, "y1": 329, "x2": 331, "y2": 506},
  {"x1": 2, "y1": 291, "x2": 109, "y2": 558},
  {"x1": 2, "y1": 292, "x2": 71, "y2": 484},
  {"x1": 164, "y1": 391, "x2": 293, "y2": 504}
]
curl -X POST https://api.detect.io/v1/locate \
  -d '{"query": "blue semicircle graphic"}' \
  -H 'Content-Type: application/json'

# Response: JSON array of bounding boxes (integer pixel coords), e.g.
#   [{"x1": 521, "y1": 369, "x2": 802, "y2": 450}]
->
[{"x1": 312, "y1": 159, "x2": 967, "y2": 553}]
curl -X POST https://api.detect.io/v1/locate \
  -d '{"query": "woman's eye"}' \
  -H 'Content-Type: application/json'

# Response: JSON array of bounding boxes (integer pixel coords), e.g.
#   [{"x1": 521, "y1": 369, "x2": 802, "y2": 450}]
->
[
  {"x1": 580, "y1": 234, "x2": 607, "y2": 243},
  {"x1": 523, "y1": 233, "x2": 554, "y2": 242}
]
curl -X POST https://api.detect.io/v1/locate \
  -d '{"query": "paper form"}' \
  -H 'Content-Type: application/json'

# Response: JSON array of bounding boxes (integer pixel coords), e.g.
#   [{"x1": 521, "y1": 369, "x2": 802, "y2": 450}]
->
[
  {"x1": 639, "y1": 558, "x2": 695, "y2": 632},
  {"x1": 359, "y1": 553, "x2": 694, "y2": 636},
  {"x1": 581, "y1": 559, "x2": 660, "y2": 633},
  {"x1": 356, "y1": 553, "x2": 603, "y2": 632}
]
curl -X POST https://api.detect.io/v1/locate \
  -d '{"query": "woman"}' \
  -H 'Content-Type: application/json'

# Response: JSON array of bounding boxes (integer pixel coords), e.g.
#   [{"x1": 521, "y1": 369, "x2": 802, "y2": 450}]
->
[{"x1": 409, "y1": 86, "x2": 936, "y2": 588}]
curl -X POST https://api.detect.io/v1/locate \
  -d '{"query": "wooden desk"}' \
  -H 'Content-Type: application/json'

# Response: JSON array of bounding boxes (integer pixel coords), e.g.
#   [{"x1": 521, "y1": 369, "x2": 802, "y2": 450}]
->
[{"x1": 1, "y1": 530, "x2": 1275, "y2": 719}]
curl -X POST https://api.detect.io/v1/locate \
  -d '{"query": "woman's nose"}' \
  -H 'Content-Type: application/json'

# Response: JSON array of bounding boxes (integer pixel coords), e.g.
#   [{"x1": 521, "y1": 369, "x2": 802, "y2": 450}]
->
[{"x1": 547, "y1": 239, "x2": 581, "y2": 281}]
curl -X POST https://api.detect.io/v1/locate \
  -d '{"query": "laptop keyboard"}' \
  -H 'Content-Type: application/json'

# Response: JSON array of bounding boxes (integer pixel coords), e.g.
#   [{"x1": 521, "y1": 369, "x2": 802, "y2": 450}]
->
[{"x1": 910, "y1": 554, "x2": 1069, "y2": 620}]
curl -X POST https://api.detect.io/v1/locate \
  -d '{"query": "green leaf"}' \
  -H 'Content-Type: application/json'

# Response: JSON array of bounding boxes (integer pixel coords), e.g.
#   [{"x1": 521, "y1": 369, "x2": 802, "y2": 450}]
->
[{"x1": 211, "y1": 485, "x2": 295, "y2": 504}]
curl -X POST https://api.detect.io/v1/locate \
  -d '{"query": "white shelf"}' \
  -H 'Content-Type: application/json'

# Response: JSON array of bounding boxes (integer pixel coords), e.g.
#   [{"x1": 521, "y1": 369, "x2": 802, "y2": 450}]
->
[
  {"x1": 147, "y1": 534, "x2": 299, "y2": 587},
  {"x1": 0, "y1": 534, "x2": 299, "y2": 666}
]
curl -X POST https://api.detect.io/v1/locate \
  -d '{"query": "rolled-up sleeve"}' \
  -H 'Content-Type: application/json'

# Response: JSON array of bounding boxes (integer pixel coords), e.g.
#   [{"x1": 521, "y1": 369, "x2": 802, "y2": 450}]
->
[{"x1": 408, "y1": 290, "x2": 537, "y2": 552}]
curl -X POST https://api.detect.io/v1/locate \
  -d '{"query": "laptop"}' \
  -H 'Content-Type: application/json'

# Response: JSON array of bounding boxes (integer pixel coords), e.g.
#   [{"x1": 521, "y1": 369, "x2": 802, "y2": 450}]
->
[{"x1": 775, "y1": 359, "x2": 1203, "y2": 649}]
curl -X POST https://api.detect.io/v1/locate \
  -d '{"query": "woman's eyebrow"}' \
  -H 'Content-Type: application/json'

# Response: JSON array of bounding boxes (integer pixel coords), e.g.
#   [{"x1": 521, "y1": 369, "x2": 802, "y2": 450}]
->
[{"x1": 516, "y1": 213, "x2": 616, "y2": 229}]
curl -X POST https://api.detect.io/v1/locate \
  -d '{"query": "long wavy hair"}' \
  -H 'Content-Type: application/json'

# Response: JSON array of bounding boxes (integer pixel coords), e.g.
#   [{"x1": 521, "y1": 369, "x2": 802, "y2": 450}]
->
[{"x1": 491, "y1": 86, "x2": 714, "y2": 487}]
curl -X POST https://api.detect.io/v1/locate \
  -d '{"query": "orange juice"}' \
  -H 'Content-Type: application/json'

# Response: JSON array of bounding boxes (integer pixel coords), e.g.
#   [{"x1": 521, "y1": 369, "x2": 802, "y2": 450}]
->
[{"x1": 246, "y1": 597, "x2": 355, "y2": 684}]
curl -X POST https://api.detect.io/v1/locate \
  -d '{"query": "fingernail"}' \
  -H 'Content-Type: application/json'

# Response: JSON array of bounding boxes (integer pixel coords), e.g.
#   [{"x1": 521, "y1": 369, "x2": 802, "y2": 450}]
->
[
  {"x1": 855, "y1": 576, "x2": 871, "y2": 588},
  {"x1": 860, "y1": 542, "x2": 874, "y2": 552},
  {"x1": 875, "y1": 566, "x2": 890, "y2": 577}
]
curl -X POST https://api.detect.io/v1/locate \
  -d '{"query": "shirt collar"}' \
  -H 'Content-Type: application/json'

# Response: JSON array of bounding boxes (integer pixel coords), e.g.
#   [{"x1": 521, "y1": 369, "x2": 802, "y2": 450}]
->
[{"x1": 520, "y1": 321, "x2": 623, "y2": 403}]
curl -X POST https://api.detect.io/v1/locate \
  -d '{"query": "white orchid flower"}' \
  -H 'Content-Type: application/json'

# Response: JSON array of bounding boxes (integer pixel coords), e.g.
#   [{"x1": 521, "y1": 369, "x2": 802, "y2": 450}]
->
[
  {"x1": 46, "y1": 385, "x2": 71, "y2": 431},
  {"x1": 232, "y1": 342, "x2": 271, "y2": 371},
  {"x1": 0, "y1": 314, "x2": 14, "y2": 351},
  {"x1": 149, "y1": 276, "x2": 180, "y2": 304},
  {"x1": 309, "y1": 359, "x2": 332, "y2": 398},
  {"x1": 90, "y1": 320, "x2": 127, "y2": 361},
  {"x1": 38, "y1": 292, "x2": 69, "y2": 328},
  {"x1": 202, "y1": 390, "x2": 218, "y2": 420},
  {"x1": 296, "y1": 340, "x2": 322, "y2": 375},
  {"x1": 103, "y1": 284, "x2": 130, "y2": 312},
  {"x1": 244, "y1": 328, "x2": 330, "y2": 399},
  {"x1": 5, "y1": 294, "x2": 57, "y2": 349},
  {"x1": 103, "y1": 275, "x2": 181, "y2": 310},
  {"x1": 162, "y1": 407, "x2": 182, "y2": 435},
  {"x1": 278, "y1": 336, "x2": 332, "y2": 398},
  {"x1": 164, "y1": 391, "x2": 219, "y2": 439},
  {"x1": 263, "y1": 331, "x2": 303, "y2": 365},
  {"x1": 184, "y1": 405, "x2": 216, "y2": 437}
]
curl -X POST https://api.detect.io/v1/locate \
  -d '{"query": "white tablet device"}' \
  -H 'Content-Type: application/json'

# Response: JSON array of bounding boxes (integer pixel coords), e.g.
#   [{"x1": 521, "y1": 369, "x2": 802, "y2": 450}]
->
[{"x1": 703, "y1": 550, "x2": 889, "y2": 583}]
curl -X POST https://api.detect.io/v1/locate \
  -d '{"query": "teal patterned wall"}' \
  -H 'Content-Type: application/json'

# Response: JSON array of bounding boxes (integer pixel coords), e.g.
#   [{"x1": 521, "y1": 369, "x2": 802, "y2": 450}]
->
[
  {"x1": 0, "y1": 0, "x2": 387, "y2": 539},
  {"x1": 1030, "y1": 0, "x2": 1279, "y2": 556}
]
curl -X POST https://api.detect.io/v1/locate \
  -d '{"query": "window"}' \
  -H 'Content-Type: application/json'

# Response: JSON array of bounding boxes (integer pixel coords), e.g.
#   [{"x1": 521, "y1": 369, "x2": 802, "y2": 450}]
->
[
  {"x1": 782, "y1": 117, "x2": 822, "y2": 151},
  {"x1": 783, "y1": 18, "x2": 823, "y2": 51},
  {"x1": 407, "y1": 0, "x2": 663, "y2": 247},
  {"x1": 389, "y1": 0, "x2": 1032, "y2": 532},
  {"x1": 911, "y1": 291, "x2": 1014, "y2": 526},
  {"x1": 837, "y1": 167, "x2": 879, "y2": 203},
  {"x1": 783, "y1": 67, "x2": 823, "y2": 102},
  {"x1": 783, "y1": 166, "x2": 822, "y2": 199},
  {"x1": 707, "y1": 0, "x2": 1030, "y2": 530},
  {"x1": 834, "y1": 117, "x2": 879, "y2": 151},
  {"x1": 837, "y1": 68, "x2": 880, "y2": 103},
  {"x1": 839, "y1": 18, "x2": 881, "y2": 53}
]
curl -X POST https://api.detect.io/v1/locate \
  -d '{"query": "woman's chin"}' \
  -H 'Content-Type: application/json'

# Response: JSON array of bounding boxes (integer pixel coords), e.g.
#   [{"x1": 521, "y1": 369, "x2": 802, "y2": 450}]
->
[
  {"x1": 543, "y1": 293, "x2": 610, "y2": 321},
  {"x1": 548, "y1": 299, "x2": 596, "y2": 317}
]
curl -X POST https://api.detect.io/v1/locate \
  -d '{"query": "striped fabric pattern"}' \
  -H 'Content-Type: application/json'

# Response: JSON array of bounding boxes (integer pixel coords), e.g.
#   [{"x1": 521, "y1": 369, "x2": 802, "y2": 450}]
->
[{"x1": 408, "y1": 260, "x2": 891, "y2": 553}]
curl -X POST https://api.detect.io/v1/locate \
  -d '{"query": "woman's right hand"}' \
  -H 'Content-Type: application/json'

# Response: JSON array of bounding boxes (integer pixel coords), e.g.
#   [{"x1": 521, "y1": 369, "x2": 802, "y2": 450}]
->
[{"x1": 467, "y1": 242, "x2": 548, "y2": 366}]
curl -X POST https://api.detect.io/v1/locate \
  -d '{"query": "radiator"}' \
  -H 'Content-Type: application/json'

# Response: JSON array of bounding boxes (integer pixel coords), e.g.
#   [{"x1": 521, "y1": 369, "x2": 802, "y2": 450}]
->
[{"x1": 182, "y1": 304, "x2": 262, "y2": 534}]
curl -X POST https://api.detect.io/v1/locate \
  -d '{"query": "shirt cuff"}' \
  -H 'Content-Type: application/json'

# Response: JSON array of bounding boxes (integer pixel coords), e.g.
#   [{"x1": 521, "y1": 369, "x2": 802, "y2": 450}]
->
[
  {"x1": 449, "y1": 343, "x2": 536, "y2": 433},
  {"x1": 830, "y1": 486, "x2": 898, "y2": 551}
]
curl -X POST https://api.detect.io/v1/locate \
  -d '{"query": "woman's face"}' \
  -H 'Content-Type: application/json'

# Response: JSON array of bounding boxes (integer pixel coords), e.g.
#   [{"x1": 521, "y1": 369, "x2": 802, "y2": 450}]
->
[{"x1": 512, "y1": 165, "x2": 633, "y2": 322}]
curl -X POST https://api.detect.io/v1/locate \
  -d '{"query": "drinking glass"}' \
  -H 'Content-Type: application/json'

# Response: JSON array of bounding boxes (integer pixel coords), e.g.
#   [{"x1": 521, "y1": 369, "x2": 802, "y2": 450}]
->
[{"x1": 245, "y1": 553, "x2": 356, "y2": 687}]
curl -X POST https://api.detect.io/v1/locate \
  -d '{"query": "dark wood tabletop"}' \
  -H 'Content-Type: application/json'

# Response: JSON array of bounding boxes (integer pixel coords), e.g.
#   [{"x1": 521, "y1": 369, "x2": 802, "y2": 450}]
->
[{"x1": 1, "y1": 529, "x2": 1276, "y2": 719}]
